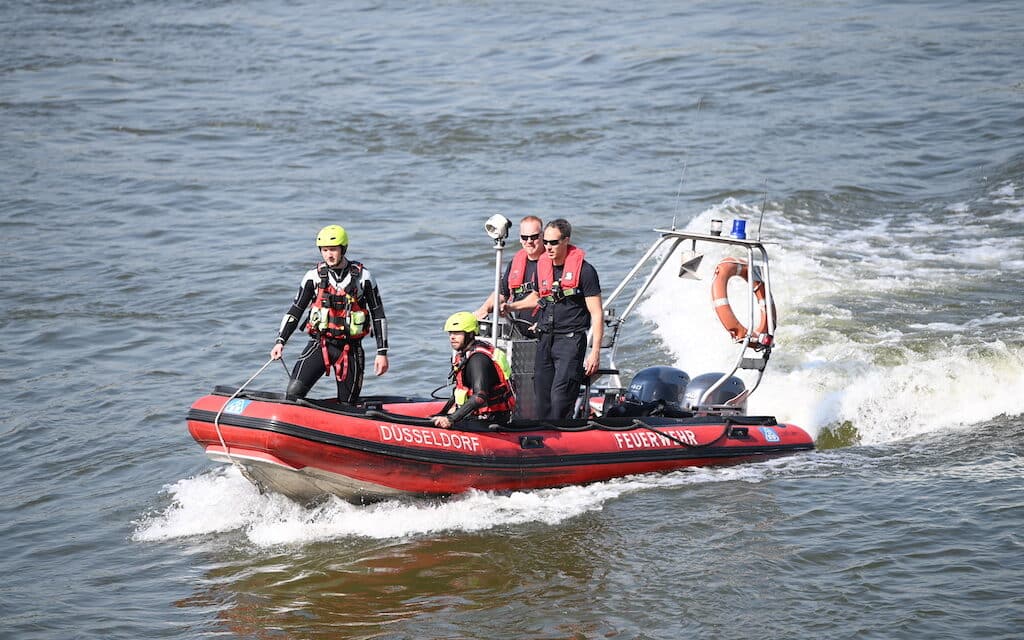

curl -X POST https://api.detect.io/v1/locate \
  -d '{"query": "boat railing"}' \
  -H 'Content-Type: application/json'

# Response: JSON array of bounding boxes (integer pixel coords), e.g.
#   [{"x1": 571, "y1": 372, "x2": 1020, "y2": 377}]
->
[{"x1": 598, "y1": 228, "x2": 778, "y2": 412}]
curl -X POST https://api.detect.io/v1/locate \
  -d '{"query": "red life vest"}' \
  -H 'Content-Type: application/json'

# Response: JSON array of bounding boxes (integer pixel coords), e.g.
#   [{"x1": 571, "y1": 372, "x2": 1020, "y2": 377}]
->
[
  {"x1": 506, "y1": 249, "x2": 541, "y2": 319},
  {"x1": 537, "y1": 245, "x2": 586, "y2": 300},
  {"x1": 452, "y1": 340, "x2": 515, "y2": 416},
  {"x1": 306, "y1": 261, "x2": 370, "y2": 341},
  {"x1": 507, "y1": 249, "x2": 533, "y2": 295}
]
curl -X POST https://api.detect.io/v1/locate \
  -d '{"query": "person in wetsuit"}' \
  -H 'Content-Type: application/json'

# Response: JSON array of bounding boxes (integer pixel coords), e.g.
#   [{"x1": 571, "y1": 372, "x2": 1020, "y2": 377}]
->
[
  {"x1": 270, "y1": 224, "x2": 389, "y2": 402},
  {"x1": 432, "y1": 312, "x2": 515, "y2": 428}
]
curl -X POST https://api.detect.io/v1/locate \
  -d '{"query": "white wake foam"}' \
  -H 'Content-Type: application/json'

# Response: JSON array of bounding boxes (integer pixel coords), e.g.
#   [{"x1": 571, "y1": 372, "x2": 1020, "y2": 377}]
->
[{"x1": 134, "y1": 462, "x2": 785, "y2": 546}]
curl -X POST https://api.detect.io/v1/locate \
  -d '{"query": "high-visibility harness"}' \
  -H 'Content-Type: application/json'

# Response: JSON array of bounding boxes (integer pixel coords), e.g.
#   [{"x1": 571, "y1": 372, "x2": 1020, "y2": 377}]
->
[
  {"x1": 306, "y1": 261, "x2": 370, "y2": 381},
  {"x1": 451, "y1": 340, "x2": 515, "y2": 416}
]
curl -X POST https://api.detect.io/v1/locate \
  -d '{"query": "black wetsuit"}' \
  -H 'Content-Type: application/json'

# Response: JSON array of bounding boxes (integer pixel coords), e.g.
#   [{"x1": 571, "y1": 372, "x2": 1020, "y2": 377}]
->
[
  {"x1": 275, "y1": 260, "x2": 388, "y2": 402},
  {"x1": 533, "y1": 260, "x2": 601, "y2": 420}
]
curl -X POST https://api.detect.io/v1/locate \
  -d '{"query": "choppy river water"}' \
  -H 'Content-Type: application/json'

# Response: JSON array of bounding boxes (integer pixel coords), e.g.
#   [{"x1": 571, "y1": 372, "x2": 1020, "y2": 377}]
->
[{"x1": 2, "y1": 1, "x2": 1023, "y2": 638}]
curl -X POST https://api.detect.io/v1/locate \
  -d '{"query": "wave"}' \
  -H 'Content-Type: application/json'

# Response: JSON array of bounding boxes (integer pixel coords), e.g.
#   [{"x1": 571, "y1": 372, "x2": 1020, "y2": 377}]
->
[{"x1": 133, "y1": 460, "x2": 800, "y2": 547}]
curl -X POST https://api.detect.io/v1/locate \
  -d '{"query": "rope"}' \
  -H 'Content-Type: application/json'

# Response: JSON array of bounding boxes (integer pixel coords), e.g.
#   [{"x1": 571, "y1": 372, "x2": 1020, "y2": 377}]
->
[
  {"x1": 628, "y1": 419, "x2": 730, "y2": 449},
  {"x1": 212, "y1": 357, "x2": 287, "y2": 470}
]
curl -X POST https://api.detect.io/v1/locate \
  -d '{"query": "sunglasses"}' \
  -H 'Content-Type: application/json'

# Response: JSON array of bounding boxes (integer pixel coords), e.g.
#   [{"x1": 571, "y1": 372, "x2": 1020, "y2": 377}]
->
[
  {"x1": 542, "y1": 238, "x2": 565, "y2": 246},
  {"x1": 520, "y1": 233, "x2": 541, "y2": 241}
]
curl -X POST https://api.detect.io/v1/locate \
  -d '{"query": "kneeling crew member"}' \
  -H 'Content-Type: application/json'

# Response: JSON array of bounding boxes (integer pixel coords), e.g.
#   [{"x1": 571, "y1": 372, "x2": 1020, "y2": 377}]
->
[{"x1": 432, "y1": 312, "x2": 515, "y2": 429}]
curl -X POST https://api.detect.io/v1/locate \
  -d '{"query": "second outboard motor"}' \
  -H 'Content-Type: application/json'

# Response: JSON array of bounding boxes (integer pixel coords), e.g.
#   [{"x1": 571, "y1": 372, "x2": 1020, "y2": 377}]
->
[
  {"x1": 683, "y1": 373, "x2": 748, "y2": 415},
  {"x1": 605, "y1": 366, "x2": 691, "y2": 418}
]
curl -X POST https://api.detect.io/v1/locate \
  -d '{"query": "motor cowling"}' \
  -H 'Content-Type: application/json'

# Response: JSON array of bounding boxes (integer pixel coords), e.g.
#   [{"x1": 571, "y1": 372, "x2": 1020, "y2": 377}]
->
[
  {"x1": 625, "y1": 366, "x2": 690, "y2": 404},
  {"x1": 605, "y1": 366, "x2": 691, "y2": 418},
  {"x1": 683, "y1": 372, "x2": 747, "y2": 415}
]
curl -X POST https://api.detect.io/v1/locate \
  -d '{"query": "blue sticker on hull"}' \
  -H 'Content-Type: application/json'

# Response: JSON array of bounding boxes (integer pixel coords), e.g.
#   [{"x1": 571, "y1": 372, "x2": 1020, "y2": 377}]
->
[
  {"x1": 759, "y1": 426, "x2": 780, "y2": 442},
  {"x1": 223, "y1": 399, "x2": 251, "y2": 415}
]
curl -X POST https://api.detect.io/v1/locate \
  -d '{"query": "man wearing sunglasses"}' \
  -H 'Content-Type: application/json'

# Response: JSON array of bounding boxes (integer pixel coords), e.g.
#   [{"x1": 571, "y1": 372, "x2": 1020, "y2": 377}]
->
[
  {"x1": 532, "y1": 218, "x2": 603, "y2": 420},
  {"x1": 474, "y1": 215, "x2": 545, "y2": 332}
]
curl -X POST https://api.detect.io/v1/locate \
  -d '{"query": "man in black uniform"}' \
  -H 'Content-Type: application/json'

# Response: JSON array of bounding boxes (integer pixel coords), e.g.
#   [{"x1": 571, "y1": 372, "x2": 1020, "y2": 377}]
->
[
  {"x1": 432, "y1": 312, "x2": 515, "y2": 428},
  {"x1": 270, "y1": 224, "x2": 389, "y2": 402},
  {"x1": 533, "y1": 219, "x2": 603, "y2": 420}
]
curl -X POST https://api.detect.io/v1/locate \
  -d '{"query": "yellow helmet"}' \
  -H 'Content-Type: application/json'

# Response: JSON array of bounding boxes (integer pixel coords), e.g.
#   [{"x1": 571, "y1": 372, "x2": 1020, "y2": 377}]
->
[
  {"x1": 443, "y1": 311, "x2": 479, "y2": 334},
  {"x1": 316, "y1": 224, "x2": 349, "y2": 247}
]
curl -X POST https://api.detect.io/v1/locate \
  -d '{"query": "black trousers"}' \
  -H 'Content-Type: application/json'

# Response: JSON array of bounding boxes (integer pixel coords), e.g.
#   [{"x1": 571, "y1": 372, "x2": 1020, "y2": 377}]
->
[
  {"x1": 533, "y1": 331, "x2": 586, "y2": 420},
  {"x1": 286, "y1": 337, "x2": 365, "y2": 403}
]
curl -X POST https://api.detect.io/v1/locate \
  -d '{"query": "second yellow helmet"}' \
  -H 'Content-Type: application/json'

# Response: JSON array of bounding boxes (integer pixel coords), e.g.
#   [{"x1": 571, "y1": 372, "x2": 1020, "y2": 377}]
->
[{"x1": 443, "y1": 311, "x2": 479, "y2": 334}]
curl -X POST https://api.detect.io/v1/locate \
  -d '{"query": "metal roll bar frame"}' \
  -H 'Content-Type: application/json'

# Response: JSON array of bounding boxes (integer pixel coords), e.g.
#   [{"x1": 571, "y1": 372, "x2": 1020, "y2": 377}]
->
[{"x1": 596, "y1": 228, "x2": 777, "y2": 412}]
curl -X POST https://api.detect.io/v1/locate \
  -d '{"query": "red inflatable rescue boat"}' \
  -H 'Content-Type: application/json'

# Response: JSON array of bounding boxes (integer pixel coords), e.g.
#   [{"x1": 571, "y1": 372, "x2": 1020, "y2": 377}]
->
[
  {"x1": 187, "y1": 389, "x2": 813, "y2": 503},
  {"x1": 187, "y1": 224, "x2": 815, "y2": 503}
]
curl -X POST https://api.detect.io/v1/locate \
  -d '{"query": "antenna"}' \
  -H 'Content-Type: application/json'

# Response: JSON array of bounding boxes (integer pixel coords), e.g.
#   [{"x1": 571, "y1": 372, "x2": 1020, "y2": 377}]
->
[
  {"x1": 756, "y1": 178, "x2": 768, "y2": 241},
  {"x1": 672, "y1": 96, "x2": 704, "y2": 222}
]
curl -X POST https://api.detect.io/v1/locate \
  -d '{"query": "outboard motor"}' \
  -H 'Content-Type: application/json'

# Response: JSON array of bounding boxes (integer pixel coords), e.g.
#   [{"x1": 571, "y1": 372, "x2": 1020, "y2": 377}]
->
[
  {"x1": 607, "y1": 366, "x2": 690, "y2": 417},
  {"x1": 683, "y1": 372, "x2": 747, "y2": 415},
  {"x1": 626, "y1": 366, "x2": 690, "y2": 404}
]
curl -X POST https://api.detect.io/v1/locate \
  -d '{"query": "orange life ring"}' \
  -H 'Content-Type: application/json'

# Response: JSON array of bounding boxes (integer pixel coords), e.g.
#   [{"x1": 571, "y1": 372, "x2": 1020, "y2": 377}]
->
[{"x1": 711, "y1": 257, "x2": 775, "y2": 343}]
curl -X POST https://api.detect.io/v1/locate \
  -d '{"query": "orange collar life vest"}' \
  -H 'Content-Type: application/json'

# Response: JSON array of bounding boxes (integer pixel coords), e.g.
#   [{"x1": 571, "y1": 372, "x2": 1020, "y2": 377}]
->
[
  {"x1": 507, "y1": 249, "x2": 535, "y2": 295},
  {"x1": 307, "y1": 261, "x2": 370, "y2": 341},
  {"x1": 452, "y1": 340, "x2": 515, "y2": 415},
  {"x1": 537, "y1": 245, "x2": 585, "y2": 300}
]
